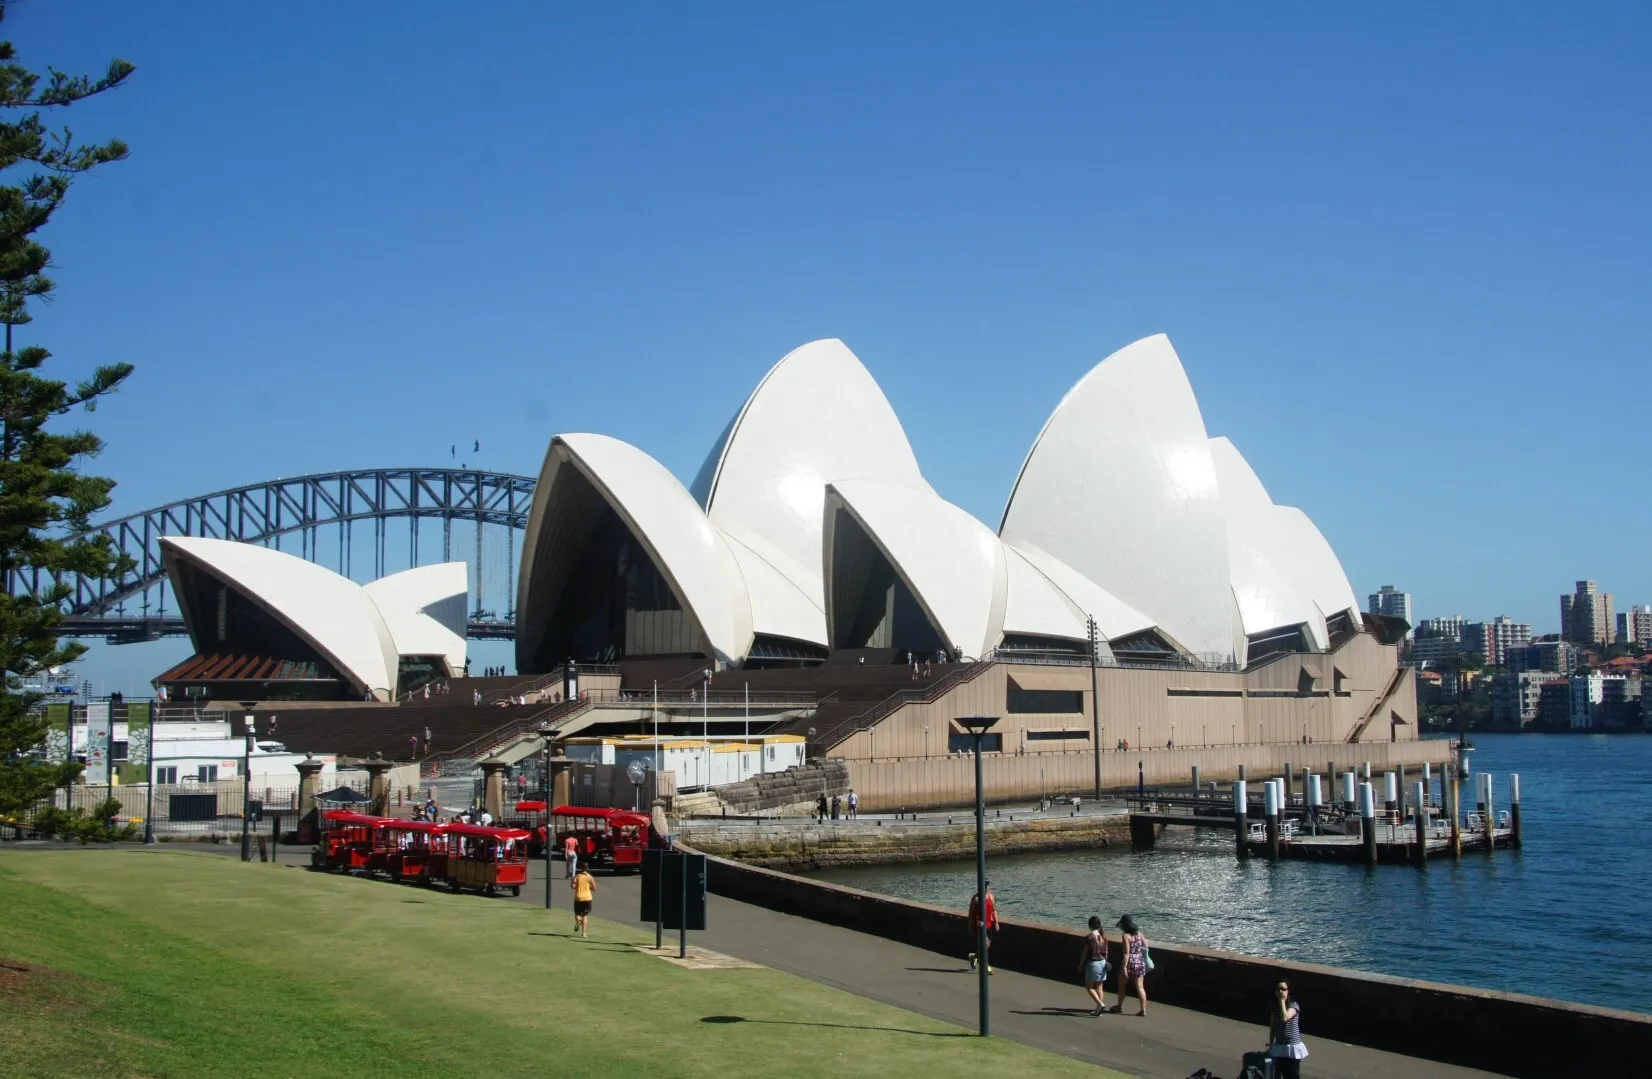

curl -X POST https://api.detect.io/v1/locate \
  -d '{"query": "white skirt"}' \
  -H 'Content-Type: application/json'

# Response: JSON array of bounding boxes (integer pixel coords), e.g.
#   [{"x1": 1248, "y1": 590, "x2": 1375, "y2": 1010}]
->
[{"x1": 1268, "y1": 1041, "x2": 1310, "y2": 1060}]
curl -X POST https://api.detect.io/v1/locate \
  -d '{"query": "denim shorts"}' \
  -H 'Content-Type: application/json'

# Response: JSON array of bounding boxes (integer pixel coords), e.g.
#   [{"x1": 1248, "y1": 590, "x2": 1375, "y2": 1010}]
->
[{"x1": 1084, "y1": 960, "x2": 1110, "y2": 984}]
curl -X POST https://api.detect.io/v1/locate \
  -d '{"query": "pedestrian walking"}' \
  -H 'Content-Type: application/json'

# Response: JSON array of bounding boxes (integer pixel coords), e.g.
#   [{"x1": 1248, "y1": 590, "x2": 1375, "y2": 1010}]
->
[
  {"x1": 816, "y1": 794, "x2": 828, "y2": 823},
  {"x1": 830, "y1": 793, "x2": 841, "y2": 820},
  {"x1": 571, "y1": 865, "x2": 596, "y2": 938},
  {"x1": 967, "y1": 881, "x2": 999, "y2": 973},
  {"x1": 421, "y1": 726, "x2": 431, "y2": 755},
  {"x1": 1116, "y1": 914, "x2": 1150, "y2": 1016},
  {"x1": 1266, "y1": 980, "x2": 1309, "y2": 1078},
  {"x1": 563, "y1": 833, "x2": 579, "y2": 878},
  {"x1": 847, "y1": 789, "x2": 858, "y2": 819},
  {"x1": 1077, "y1": 916, "x2": 1111, "y2": 1016},
  {"x1": 407, "y1": 733, "x2": 418, "y2": 758}
]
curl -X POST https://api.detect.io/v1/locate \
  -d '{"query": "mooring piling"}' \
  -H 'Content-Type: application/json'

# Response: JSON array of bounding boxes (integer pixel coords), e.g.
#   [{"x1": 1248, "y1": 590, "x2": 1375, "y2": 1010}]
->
[
  {"x1": 1307, "y1": 773, "x2": 1322, "y2": 835},
  {"x1": 1510, "y1": 773, "x2": 1522, "y2": 849},
  {"x1": 1264, "y1": 779, "x2": 1281, "y2": 861},
  {"x1": 1450, "y1": 775, "x2": 1462, "y2": 858},
  {"x1": 1359, "y1": 781, "x2": 1377, "y2": 867},
  {"x1": 1413, "y1": 780, "x2": 1427, "y2": 864},
  {"x1": 1233, "y1": 779, "x2": 1248, "y2": 860}
]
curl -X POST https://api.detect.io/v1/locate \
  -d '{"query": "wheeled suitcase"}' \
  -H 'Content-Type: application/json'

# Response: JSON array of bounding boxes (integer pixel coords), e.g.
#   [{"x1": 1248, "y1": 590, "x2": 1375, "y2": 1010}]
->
[{"x1": 1240, "y1": 1050, "x2": 1275, "y2": 1079}]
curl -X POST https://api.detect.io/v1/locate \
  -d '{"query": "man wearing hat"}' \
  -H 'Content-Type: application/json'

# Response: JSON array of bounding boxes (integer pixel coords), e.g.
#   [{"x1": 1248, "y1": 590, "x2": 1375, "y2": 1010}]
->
[{"x1": 967, "y1": 881, "x2": 1000, "y2": 973}]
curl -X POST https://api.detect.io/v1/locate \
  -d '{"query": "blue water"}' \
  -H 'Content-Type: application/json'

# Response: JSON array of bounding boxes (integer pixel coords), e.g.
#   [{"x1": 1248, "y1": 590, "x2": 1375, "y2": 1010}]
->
[{"x1": 811, "y1": 734, "x2": 1652, "y2": 1013}]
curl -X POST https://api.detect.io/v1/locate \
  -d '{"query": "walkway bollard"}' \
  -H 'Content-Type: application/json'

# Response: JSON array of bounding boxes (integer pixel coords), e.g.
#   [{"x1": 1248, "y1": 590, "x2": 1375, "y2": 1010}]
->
[
  {"x1": 1450, "y1": 776, "x2": 1462, "y2": 859},
  {"x1": 1341, "y1": 771, "x2": 1356, "y2": 815},
  {"x1": 1307, "y1": 773, "x2": 1322, "y2": 836},
  {"x1": 1359, "y1": 782, "x2": 1377, "y2": 866},
  {"x1": 1233, "y1": 780, "x2": 1248, "y2": 860},
  {"x1": 1510, "y1": 773, "x2": 1522, "y2": 849},
  {"x1": 1413, "y1": 780, "x2": 1427, "y2": 864},
  {"x1": 1264, "y1": 779, "x2": 1280, "y2": 861}
]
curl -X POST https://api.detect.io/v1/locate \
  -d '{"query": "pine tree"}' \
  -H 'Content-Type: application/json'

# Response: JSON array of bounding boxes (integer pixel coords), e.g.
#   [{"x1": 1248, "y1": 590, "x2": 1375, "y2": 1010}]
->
[{"x1": 0, "y1": 2, "x2": 134, "y2": 818}]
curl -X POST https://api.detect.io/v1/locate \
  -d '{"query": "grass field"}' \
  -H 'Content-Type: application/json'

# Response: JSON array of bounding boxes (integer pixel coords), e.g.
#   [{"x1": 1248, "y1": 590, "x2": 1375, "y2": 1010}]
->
[{"x1": 0, "y1": 850, "x2": 1128, "y2": 1079}]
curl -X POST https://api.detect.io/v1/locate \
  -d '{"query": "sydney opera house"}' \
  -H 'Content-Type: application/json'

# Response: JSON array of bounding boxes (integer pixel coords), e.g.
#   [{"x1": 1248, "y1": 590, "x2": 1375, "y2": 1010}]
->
[{"x1": 151, "y1": 334, "x2": 1431, "y2": 805}]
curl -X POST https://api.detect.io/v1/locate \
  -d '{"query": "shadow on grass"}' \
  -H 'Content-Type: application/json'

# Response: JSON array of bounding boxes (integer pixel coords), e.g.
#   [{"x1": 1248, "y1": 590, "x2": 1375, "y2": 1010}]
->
[
  {"x1": 525, "y1": 932, "x2": 634, "y2": 952},
  {"x1": 1010, "y1": 1007, "x2": 1105, "y2": 1018},
  {"x1": 700, "y1": 1015, "x2": 970, "y2": 1038}
]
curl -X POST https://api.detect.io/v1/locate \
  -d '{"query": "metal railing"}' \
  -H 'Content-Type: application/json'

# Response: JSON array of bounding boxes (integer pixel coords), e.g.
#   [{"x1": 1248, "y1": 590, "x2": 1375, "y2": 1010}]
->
[
  {"x1": 814, "y1": 658, "x2": 996, "y2": 751},
  {"x1": 585, "y1": 688, "x2": 818, "y2": 709},
  {"x1": 991, "y1": 647, "x2": 1241, "y2": 673}
]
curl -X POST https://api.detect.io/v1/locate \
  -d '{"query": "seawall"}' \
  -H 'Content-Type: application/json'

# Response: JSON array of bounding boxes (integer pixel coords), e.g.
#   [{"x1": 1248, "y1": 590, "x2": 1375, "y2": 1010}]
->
[
  {"x1": 685, "y1": 843, "x2": 1651, "y2": 1077},
  {"x1": 678, "y1": 808, "x2": 1129, "y2": 870}
]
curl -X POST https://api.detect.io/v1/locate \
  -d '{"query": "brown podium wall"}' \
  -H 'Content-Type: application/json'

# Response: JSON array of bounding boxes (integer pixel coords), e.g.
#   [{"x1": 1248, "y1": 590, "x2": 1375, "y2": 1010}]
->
[{"x1": 690, "y1": 846, "x2": 1651, "y2": 1077}]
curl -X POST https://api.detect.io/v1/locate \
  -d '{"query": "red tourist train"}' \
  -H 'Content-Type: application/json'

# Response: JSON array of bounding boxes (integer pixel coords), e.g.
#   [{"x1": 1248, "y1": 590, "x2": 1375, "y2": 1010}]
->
[
  {"x1": 310, "y1": 810, "x2": 530, "y2": 897},
  {"x1": 549, "y1": 805, "x2": 651, "y2": 872}
]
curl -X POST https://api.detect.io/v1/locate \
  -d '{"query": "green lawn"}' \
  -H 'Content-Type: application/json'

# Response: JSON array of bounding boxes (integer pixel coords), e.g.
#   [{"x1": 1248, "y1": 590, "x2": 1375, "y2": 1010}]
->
[{"x1": 0, "y1": 850, "x2": 1128, "y2": 1079}]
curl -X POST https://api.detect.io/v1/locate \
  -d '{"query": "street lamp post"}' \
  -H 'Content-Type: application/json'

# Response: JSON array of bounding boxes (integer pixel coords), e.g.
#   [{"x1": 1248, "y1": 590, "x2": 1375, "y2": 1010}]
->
[
  {"x1": 959, "y1": 714, "x2": 999, "y2": 1037},
  {"x1": 143, "y1": 703, "x2": 157, "y2": 846},
  {"x1": 543, "y1": 733, "x2": 555, "y2": 910},
  {"x1": 240, "y1": 715, "x2": 254, "y2": 862}
]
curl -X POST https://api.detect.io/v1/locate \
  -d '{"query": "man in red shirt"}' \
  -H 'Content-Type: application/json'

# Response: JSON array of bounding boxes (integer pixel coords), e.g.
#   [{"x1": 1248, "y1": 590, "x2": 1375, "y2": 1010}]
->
[{"x1": 968, "y1": 881, "x2": 999, "y2": 973}]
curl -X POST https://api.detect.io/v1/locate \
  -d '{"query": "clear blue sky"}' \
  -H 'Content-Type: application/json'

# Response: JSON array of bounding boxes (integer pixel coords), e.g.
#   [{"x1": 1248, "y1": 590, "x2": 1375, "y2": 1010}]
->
[{"x1": 14, "y1": 2, "x2": 1650, "y2": 693}]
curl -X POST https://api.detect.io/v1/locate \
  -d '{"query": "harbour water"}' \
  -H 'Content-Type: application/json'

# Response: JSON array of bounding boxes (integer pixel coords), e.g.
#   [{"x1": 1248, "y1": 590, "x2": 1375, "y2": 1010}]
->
[{"x1": 810, "y1": 733, "x2": 1652, "y2": 1013}]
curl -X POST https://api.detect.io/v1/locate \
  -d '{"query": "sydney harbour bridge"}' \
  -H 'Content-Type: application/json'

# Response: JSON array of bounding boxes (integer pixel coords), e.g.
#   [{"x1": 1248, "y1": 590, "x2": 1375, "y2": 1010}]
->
[{"x1": 11, "y1": 469, "x2": 536, "y2": 643}]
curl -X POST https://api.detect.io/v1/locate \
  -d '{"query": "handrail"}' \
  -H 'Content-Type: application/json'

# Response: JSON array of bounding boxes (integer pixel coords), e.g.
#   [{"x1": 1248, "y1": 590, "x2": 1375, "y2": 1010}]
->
[
  {"x1": 811, "y1": 658, "x2": 996, "y2": 750},
  {"x1": 584, "y1": 688, "x2": 818, "y2": 708},
  {"x1": 423, "y1": 698, "x2": 591, "y2": 773},
  {"x1": 1346, "y1": 666, "x2": 1408, "y2": 743},
  {"x1": 991, "y1": 647, "x2": 1241, "y2": 674}
]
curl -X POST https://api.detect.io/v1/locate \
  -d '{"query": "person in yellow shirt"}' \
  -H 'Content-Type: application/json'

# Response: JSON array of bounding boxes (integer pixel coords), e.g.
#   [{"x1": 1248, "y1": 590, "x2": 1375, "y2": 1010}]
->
[{"x1": 571, "y1": 867, "x2": 596, "y2": 938}]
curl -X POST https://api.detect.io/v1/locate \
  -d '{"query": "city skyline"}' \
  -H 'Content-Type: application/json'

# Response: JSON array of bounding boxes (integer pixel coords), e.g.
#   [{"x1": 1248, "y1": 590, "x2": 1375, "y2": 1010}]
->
[{"x1": 11, "y1": 4, "x2": 1648, "y2": 690}]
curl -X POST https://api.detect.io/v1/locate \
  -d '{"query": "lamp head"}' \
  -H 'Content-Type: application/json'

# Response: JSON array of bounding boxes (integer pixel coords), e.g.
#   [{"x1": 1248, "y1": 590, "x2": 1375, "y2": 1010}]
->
[{"x1": 958, "y1": 715, "x2": 999, "y2": 734}]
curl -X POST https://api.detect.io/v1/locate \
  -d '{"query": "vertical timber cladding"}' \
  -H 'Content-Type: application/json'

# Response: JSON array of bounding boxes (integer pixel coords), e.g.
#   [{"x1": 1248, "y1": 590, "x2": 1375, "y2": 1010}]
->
[{"x1": 831, "y1": 634, "x2": 1423, "y2": 808}]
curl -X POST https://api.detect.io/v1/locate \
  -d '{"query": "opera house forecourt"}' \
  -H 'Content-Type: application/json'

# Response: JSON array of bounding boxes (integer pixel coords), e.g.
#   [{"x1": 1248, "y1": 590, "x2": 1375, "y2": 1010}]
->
[
  {"x1": 154, "y1": 536, "x2": 469, "y2": 703},
  {"x1": 514, "y1": 334, "x2": 1443, "y2": 808}
]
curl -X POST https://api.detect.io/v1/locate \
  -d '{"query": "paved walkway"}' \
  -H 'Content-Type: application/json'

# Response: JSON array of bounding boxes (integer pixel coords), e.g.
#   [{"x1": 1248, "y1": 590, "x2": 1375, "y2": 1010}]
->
[{"x1": 172, "y1": 844, "x2": 1511, "y2": 1078}]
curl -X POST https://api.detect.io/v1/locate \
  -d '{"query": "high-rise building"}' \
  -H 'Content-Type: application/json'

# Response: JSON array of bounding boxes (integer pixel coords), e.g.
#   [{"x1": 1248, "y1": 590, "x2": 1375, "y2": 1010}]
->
[
  {"x1": 1411, "y1": 635, "x2": 1460, "y2": 664},
  {"x1": 1510, "y1": 639, "x2": 1575, "y2": 674},
  {"x1": 1464, "y1": 616, "x2": 1533, "y2": 667},
  {"x1": 1368, "y1": 585, "x2": 1413, "y2": 634},
  {"x1": 1560, "y1": 581, "x2": 1614, "y2": 646},
  {"x1": 1617, "y1": 605, "x2": 1652, "y2": 646}
]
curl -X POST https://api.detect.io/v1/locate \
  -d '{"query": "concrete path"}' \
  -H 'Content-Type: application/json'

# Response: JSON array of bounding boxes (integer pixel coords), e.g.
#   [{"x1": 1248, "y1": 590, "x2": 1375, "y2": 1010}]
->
[
  {"x1": 161, "y1": 844, "x2": 1510, "y2": 1079},
  {"x1": 502, "y1": 860, "x2": 1506, "y2": 1079}
]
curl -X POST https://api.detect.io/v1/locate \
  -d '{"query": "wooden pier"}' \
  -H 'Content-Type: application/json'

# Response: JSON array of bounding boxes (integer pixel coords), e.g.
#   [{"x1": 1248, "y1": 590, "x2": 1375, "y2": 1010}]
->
[{"x1": 1125, "y1": 767, "x2": 1521, "y2": 866}]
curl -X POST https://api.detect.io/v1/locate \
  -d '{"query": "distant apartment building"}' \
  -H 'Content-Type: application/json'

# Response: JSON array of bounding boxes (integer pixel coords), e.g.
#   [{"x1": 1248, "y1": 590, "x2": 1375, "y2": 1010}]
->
[
  {"x1": 1464, "y1": 616, "x2": 1532, "y2": 668},
  {"x1": 1561, "y1": 580, "x2": 1614, "y2": 646},
  {"x1": 1417, "y1": 615, "x2": 1466, "y2": 642},
  {"x1": 1510, "y1": 639, "x2": 1575, "y2": 674},
  {"x1": 1491, "y1": 671, "x2": 1551, "y2": 728},
  {"x1": 1410, "y1": 636, "x2": 1460, "y2": 664},
  {"x1": 1368, "y1": 585, "x2": 1413, "y2": 635},
  {"x1": 1538, "y1": 679, "x2": 1572, "y2": 726},
  {"x1": 1617, "y1": 605, "x2": 1652, "y2": 646},
  {"x1": 1568, "y1": 673, "x2": 1639, "y2": 729}
]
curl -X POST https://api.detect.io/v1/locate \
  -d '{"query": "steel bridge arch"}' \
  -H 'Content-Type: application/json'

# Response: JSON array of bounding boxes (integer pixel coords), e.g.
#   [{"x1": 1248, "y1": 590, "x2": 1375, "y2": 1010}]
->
[{"x1": 21, "y1": 468, "x2": 536, "y2": 639}]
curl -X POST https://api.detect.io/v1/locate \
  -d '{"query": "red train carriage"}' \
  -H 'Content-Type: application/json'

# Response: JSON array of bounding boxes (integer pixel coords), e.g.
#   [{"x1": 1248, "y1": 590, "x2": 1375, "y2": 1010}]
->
[
  {"x1": 382, "y1": 820, "x2": 448, "y2": 881},
  {"x1": 429, "y1": 823, "x2": 531, "y2": 896},
  {"x1": 550, "y1": 806, "x2": 651, "y2": 872},
  {"x1": 312, "y1": 811, "x2": 394, "y2": 872}
]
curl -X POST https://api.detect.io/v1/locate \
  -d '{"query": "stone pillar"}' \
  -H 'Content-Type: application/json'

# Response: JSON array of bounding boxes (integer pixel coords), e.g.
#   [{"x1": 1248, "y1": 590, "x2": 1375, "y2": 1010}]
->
[
  {"x1": 295, "y1": 754, "x2": 325, "y2": 844},
  {"x1": 551, "y1": 758, "x2": 572, "y2": 809},
  {"x1": 365, "y1": 756, "x2": 395, "y2": 816},
  {"x1": 481, "y1": 759, "x2": 508, "y2": 820}
]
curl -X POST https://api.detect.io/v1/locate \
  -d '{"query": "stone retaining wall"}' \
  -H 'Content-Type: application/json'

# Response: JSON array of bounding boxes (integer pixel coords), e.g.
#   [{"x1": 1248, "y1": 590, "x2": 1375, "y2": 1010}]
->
[
  {"x1": 679, "y1": 809, "x2": 1129, "y2": 870},
  {"x1": 689, "y1": 845, "x2": 1651, "y2": 1077}
]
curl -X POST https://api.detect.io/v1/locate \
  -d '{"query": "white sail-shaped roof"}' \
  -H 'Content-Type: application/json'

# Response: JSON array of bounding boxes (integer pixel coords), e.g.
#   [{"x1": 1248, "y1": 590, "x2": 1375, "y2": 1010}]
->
[
  {"x1": 1209, "y1": 437, "x2": 1328, "y2": 650},
  {"x1": 363, "y1": 562, "x2": 469, "y2": 675},
  {"x1": 1004, "y1": 541, "x2": 1157, "y2": 643},
  {"x1": 693, "y1": 339, "x2": 927, "y2": 620},
  {"x1": 825, "y1": 481, "x2": 1008, "y2": 660},
  {"x1": 517, "y1": 433, "x2": 754, "y2": 667},
  {"x1": 1001, "y1": 334, "x2": 1243, "y2": 661},
  {"x1": 722, "y1": 532, "x2": 828, "y2": 648},
  {"x1": 1272, "y1": 505, "x2": 1362, "y2": 629},
  {"x1": 161, "y1": 536, "x2": 401, "y2": 699}
]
